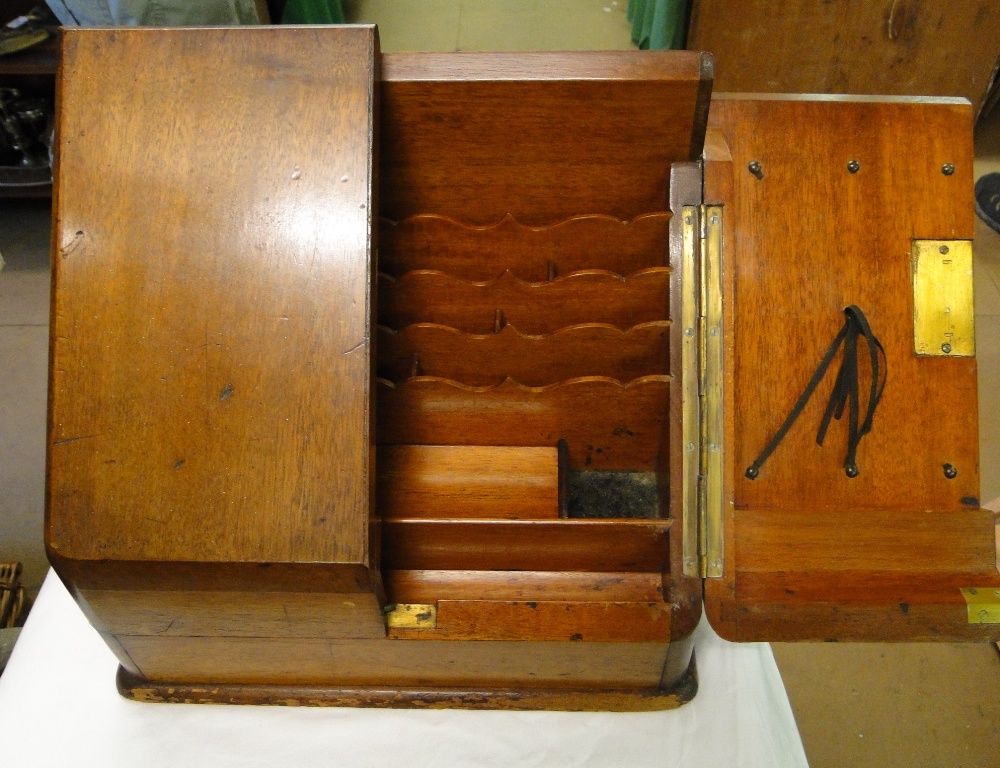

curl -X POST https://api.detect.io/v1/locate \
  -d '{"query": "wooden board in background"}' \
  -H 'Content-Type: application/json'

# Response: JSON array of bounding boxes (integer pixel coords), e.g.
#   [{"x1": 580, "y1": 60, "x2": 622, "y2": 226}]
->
[{"x1": 688, "y1": 0, "x2": 1000, "y2": 117}]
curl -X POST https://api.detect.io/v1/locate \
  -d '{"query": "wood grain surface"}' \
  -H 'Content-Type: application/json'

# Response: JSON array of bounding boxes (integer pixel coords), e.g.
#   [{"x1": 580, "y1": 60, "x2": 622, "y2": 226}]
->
[
  {"x1": 383, "y1": 569, "x2": 666, "y2": 604},
  {"x1": 380, "y1": 51, "x2": 712, "y2": 224},
  {"x1": 113, "y1": 633, "x2": 674, "y2": 689},
  {"x1": 382, "y1": 518, "x2": 671, "y2": 572},
  {"x1": 380, "y1": 213, "x2": 670, "y2": 280},
  {"x1": 47, "y1": 27, "x2": 387, "y2": 642},
  {"x1": 47, "y1": 40, "x2": 710, "y2": 702},
  {"x1": 378, "y1": 268, "x2": 671, "y2": 334},
  {"x1": 703, "y1": 95, "x2": 999, "y2": 642},
  {"x1": 716, "y1": 95, "x2": 978, "y2": 512},
  {"x1": 688, "y1": 0, "x2": 1000, "y2": 115},
  {"x1": 376, "y1": 376, "x2": 671, "y2": 471},
  {"x1": 377, "y1": 321, "x2": 670, "y2": 386},
  {"x1": 119, "y1": 671, "x2": 697, "y2": 711},
  {"x1": 49, "y1": 27, "x2": 379, "y2": 567},
  {"x1": 376, "y1": 445, "x2": 560, "y2": 519}
]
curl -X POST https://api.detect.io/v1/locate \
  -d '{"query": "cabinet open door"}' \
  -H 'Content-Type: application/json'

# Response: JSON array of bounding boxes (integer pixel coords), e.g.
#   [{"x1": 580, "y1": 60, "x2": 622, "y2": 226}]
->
[{"x1": 699, "y1": 94, "x2": 1000, "y2": 641}]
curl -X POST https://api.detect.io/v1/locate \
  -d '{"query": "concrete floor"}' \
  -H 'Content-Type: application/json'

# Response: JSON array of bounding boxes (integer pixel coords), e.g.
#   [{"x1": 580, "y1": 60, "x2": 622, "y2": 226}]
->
[{"x1": 2, "y1": 3, "x2": 1000, "y2": 766}]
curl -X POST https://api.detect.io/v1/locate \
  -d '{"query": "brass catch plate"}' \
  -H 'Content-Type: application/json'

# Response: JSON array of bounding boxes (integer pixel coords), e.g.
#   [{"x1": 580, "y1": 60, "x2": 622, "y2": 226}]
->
[
  {"x1": 960, "y1": 587, "x2": 1000, "y2": 624},
  {"x1": 384, "y1": 603, "x2": 437, "y2": 629},
  {"x1": 912, "y1": 240, "x2": 974, "y2": 356}
]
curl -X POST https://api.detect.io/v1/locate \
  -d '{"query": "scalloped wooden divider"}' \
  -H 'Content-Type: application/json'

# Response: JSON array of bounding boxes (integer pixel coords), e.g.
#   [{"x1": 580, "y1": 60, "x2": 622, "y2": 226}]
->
[
  {"x1": 379, "y1": 213, "x2": 671, "y2": 280},
  {"x1": 377, "y1": 268, "x2": 671, "y2": 335},
  {"x1": 377, "y1": 321, "x2": 670, "y2": 386},
  {"x1": 376, "y1": 376, "x2": 670, "y2": 471}
]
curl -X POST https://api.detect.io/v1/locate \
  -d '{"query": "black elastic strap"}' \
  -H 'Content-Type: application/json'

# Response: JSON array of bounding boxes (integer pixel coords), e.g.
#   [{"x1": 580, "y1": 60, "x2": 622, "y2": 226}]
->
[{"x1": 745, "y1": 305, "x2": 886, "y2": 479}]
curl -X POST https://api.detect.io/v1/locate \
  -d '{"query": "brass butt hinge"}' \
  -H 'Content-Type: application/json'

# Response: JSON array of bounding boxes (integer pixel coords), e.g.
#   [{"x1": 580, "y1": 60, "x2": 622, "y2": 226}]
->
[{"x1": 681, "y1": 205, "x2": 725, "y2": 579}]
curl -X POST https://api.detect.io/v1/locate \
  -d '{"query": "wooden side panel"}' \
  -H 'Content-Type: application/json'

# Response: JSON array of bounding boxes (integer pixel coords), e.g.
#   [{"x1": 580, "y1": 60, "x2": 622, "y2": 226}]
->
[
  {"x1": 380, "y1": 51, "x2": 712, "y2": 223},
  {"x1": 379, "y1": 213, "x2": 670, "y2": 280},
  {"x1": 376, "y1": 376, "x2": 670, "y2": 471},
  {"x1": 76, "y1": 589, "x2": 387, "y2": 639},
  {"x1": 377, "y1": 322, "x2": 670, "y2": 386},
  {"x1": 378, "y1": 268, "x2": 671, "y2": 334},
  {"x1": 688, "y1": 0, "x2": 1000, "y2": 115},
  {"x1": 48, "y1": 27, "x2": 378, "y2": 568},
  {"x1": 115, "y1": 634, "x2": 672, "y2": 689},
  {"x1": 705, "y1": 95, "x2": 1000, "y2": 641}
]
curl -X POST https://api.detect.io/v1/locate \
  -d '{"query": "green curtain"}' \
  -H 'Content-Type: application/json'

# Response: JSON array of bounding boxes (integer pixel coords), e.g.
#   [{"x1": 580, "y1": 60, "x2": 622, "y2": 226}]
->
[
  {"x1": 281, "y1": 0, "x2": 345, "y2": 24},
  {"x1": 627, "y1": 0, "x2": 688, "y2": 50}
]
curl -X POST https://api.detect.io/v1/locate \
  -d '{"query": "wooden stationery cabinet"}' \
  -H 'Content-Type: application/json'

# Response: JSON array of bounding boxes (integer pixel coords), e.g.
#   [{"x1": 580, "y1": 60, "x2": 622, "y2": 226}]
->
[{"x1": 45, "y1": 26, "x2": 1000, "y2": 710}]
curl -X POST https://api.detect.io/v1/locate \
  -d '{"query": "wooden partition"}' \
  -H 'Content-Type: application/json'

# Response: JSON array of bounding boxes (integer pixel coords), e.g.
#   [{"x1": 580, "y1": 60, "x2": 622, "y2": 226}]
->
[
  {"x1": 377, "y1": 50, "x2": 710, "y2": 489},
  {"x1": 370, "y1": 53, "x2": 713, "y2": 702}
]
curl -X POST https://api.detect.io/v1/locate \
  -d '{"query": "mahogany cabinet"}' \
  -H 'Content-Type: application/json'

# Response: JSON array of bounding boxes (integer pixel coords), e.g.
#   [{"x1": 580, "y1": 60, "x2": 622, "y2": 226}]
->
[{"x1": 45, "y1": 26, "x2": 1000, "y2": 710}]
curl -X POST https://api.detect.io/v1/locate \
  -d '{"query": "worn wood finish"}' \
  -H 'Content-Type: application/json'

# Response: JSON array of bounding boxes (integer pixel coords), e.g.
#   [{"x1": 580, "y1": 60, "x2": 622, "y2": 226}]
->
[
  {"x1": 376, "y1": 445, "x2": 560, "y2": 520},
  {"x1": 49, "y1": 27, "x2": 379, "y2": 566},
  {"x1": 737, "y1": 509, "x2": 997, "y2": 574},
  {"x1": 716, "y1": 96, "x2": 978, "y2": 513},
  {"x1": 47, "y1": 27, "x2": 387, "y2": 644},
  {"x1": 380, "y1": 51, "x2": 712, "y2": 224},
  {"x1": 704, "y1": 95, "x2": 999, "y2": 641},
  {"x1": 377, "y1": 322, "x2": 670, "y2": 386},
  {"x1": 112, "y1": 633, "x2": 674, "y2": 688},
  {"x1": 688, "y1": 0, "x2": 1000, "y2": 116},
  {"x1": 76, "y1": 589, "x2": 672, "y2": 643},
  {"x1": 382, "y1": 518, "x2": 671, "y2": 572},
  {"x1": 378, "y1": 268, "x2": 671, "y2": 334},
  {"x1": 73, "y1": 589, "x2": 387, "y2": 639},
  {"x1": 399, "y1": 600, "x2": 672, "y2": 642},
  {"x1": 380, "y1": 213, "x2": 670, "y2": 280},
  {"x1": 384, "y1": 569, "x2": 666, "y2": 604},
  {"x1": 376, "y1": 376, "x2": 671, "y2": 470},
  {"x1": 119, "y1": 667, "x2": 698, "y2": 711}
]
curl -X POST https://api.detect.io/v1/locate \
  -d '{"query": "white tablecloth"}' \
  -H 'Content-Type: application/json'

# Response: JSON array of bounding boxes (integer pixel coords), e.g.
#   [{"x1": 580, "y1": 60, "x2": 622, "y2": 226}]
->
[{"x1": 0, "y1": 571, "x2": 808, "y2": 767}]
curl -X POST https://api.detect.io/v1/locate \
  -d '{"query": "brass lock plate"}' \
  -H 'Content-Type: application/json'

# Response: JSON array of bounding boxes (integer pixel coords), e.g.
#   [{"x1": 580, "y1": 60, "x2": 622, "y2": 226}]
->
[{"x1": 912, "y1": 240, "x2": 974, "y2": 357}]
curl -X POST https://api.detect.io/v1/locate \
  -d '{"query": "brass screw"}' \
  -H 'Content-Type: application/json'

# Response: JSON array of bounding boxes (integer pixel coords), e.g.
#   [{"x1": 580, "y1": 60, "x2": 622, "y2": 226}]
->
[
  {"x1": 943, "y1": 463, "x2": 958, "y2": 479},
  {"x1": 941, "y1": 343, "x2": 952, "y2": 354},
  {"x1": 847, "y1": 160, "x2": 861, "y2": 174},
  {"x1": 942, "y1": 163, "x2": 955, "y2": 176}
]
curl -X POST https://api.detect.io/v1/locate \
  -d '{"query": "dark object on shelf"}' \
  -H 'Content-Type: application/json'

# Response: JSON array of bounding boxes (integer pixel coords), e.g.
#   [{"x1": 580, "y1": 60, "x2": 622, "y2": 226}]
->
[
  {"x1": 0, "y1": 5, "x2": 55, "y2": 57},
  {"x1": 975, "y1": 173, "x2": 1000, "y2": 235},
  {"x1": 0, "y1": 85, "x2": 52, "y2": 188},
  {"x1": 567, "y1": 471, "x2": 660, "y2": 518}
]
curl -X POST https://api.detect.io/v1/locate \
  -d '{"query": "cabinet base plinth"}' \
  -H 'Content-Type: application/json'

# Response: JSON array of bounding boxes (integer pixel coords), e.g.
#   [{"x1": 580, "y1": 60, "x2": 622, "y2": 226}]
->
[{"x1": 116, "y1": 660, "x2": 698, "y2": 712}]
